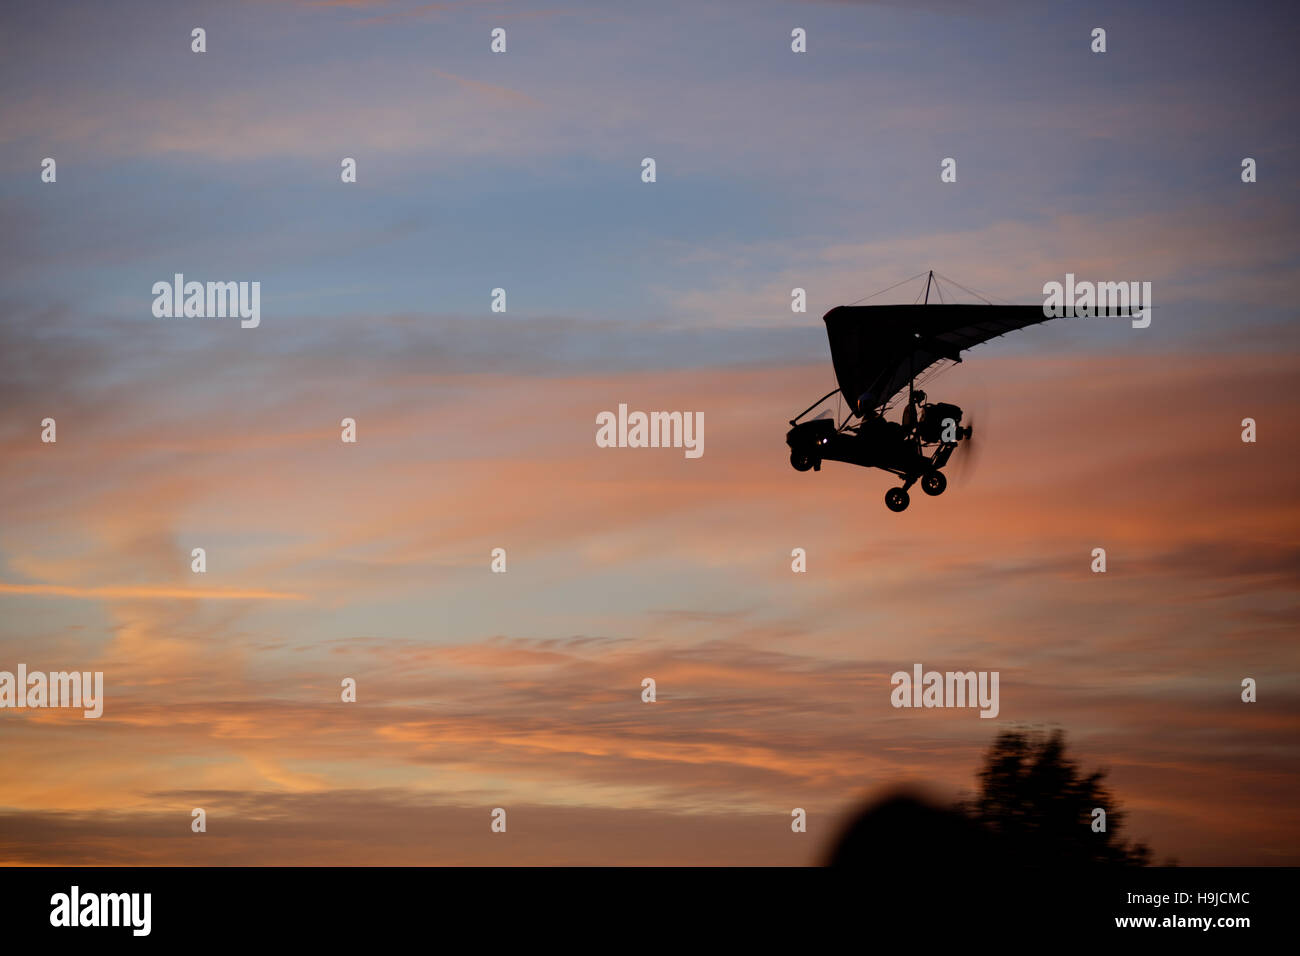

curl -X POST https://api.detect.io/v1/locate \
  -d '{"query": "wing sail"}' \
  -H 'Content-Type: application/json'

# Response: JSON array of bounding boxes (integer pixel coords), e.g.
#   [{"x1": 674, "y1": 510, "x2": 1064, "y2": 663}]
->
[{"x1": 823, "y1": 304, "x2": 1063, "y2": 414}]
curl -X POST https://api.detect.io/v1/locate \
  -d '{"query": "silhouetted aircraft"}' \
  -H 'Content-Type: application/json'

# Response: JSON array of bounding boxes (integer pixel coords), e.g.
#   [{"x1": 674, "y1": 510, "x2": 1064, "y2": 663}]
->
[{"x1": 786, "y1": 271, "x2": 1137, "y2": 511}]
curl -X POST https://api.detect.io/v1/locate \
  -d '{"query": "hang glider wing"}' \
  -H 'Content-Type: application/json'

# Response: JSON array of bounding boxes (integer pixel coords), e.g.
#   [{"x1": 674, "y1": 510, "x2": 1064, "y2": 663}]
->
[{"x1": 823, "y1": 303, "x2": 1061, "y2": 415}]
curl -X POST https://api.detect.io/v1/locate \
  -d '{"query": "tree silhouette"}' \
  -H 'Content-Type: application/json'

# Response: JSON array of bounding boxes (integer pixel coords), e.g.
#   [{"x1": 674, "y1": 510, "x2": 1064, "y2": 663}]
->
[{"x1": 962, "y1": 729, "x2": 1152, "y2": 866}]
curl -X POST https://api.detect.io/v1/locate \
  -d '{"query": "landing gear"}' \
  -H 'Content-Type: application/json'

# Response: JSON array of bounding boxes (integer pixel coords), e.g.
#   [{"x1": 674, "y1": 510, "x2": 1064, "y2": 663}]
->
[
  {"x1": 790, "y1": 451, "x2": 815, "y2": 472},
  {"x1": 921, "y1": 470, "x2": 947, "y2": 496},
  {"x1": 884, "y1": 487, "x2": 910, "y2": 512}
]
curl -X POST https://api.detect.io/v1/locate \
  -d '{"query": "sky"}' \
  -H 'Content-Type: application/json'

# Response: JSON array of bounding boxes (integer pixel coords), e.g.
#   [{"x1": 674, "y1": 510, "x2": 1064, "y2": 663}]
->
[{"x1": 0, "y1": 0, "x2": 1297, "y2": 865}]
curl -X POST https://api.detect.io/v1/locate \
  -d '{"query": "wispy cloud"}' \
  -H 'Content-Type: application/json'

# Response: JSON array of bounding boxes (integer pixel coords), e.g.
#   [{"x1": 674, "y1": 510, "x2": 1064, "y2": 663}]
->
[{"x1": 0, "y1": 583, "x2": 306, "y2": 601}]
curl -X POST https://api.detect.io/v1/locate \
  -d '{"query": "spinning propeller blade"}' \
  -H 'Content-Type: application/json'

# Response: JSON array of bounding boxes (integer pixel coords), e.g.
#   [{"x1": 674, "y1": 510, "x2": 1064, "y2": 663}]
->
[
  {"x1": 949, "y1": 372, "x2": 989, "y2": 484},
  {"x1": 951, "y1": 412, "x2": 981, "y2": 482}
]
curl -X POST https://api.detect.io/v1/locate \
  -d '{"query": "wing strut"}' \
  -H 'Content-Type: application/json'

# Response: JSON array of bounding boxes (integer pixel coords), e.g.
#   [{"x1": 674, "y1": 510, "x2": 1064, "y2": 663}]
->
[{"x1": 789, "y1": 387, "x2": 842, "y2": 426}]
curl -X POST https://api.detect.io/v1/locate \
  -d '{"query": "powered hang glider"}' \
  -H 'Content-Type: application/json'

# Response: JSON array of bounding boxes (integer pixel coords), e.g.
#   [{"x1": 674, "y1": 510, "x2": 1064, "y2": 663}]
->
[{"x1": 786, "y1": 271, "x2": 1138, "y2": 512}]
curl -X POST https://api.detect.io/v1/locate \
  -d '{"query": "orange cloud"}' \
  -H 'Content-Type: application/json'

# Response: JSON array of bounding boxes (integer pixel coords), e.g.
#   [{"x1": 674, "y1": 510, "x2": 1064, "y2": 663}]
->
[{"x1": 0, "y1": 351, "x2": 1296, "y2": 864}]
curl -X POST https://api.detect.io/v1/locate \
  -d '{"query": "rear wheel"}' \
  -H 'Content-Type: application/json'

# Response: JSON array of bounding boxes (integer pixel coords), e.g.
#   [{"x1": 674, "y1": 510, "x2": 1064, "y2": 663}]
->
[
  {"x1": 921, "y1": 471, "x2": 947, "y2": 496},
  {"x1": 790, "y1": 452, "x2": 815, "y2": 472},
  {"x1": 884, "y1": 487, "x2": 910, "y2": 512}
]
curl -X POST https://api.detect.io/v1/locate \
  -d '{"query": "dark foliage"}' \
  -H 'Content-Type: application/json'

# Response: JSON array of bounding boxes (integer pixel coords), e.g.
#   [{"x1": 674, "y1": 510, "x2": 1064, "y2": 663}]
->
[{"x1": 961, "y1": 729, "x2": 1152, "y2": 866}]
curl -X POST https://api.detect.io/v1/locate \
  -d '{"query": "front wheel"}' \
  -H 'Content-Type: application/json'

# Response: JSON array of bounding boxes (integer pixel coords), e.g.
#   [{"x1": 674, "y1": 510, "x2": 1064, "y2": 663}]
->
[
  {"x1": 884, "y1": 487, "x2": 910, "y2": 512},
  {"x1": 921, "y1": 471, "x2": 947, "y2": 496},
  {"x1": 790, "y1": 451, "x2": 815, "y2": 472}
]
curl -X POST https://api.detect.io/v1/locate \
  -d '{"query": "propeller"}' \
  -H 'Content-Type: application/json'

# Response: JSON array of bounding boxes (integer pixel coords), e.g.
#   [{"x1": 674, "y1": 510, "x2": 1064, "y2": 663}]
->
[
  {"x1": 950, "y1": 411, "x2": 982, "y2": 482},
  {"x1": 947, "y1": 372, "x2": 989, "y2": 485}
]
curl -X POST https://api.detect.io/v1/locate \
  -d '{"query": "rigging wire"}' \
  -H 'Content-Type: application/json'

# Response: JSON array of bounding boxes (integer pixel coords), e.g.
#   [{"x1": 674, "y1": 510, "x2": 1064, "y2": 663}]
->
[
  {"x1": 844, "y1": 270, "x2": 929, "y2": 306},
  {"x1": 846, "y1": 270, "x2": 1011, "y2": 309},
  {"x1": 932, "y1": 270, "x2": 1008, "y2": 306}
]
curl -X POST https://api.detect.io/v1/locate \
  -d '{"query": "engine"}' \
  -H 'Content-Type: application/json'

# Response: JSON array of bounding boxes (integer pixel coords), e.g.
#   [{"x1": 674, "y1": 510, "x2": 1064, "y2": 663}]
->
[{"x1": 917, "y1": 402, "x2": 965, "y2": 443}]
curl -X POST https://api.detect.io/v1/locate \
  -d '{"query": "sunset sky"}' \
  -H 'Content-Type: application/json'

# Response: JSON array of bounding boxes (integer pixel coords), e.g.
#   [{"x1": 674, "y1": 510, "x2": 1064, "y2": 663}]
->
[{"x1": 1, "y1": 0, "x2": 1297, "y2": 865}]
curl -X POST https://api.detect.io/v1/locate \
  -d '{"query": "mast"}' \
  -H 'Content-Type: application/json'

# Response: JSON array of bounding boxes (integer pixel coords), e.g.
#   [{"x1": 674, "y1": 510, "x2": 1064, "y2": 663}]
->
[{"x1": 911, "y1": 270, "x2": 933, "y2": 406}]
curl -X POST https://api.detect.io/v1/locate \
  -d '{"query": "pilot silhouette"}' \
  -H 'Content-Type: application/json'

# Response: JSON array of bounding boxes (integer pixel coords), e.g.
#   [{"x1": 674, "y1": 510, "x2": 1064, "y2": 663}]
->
[{"x1": 901, "y1": 389, "x2": 926, "y2": 433}]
